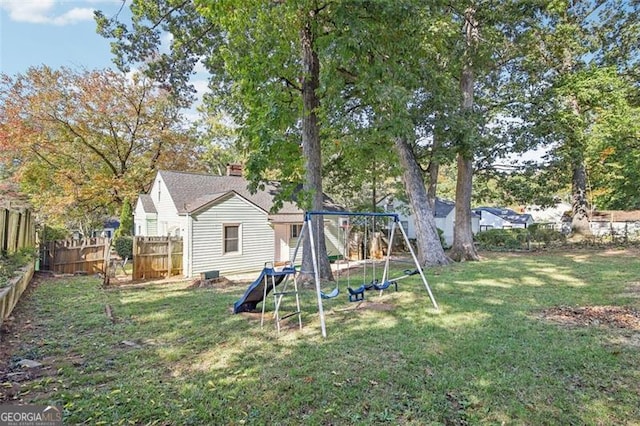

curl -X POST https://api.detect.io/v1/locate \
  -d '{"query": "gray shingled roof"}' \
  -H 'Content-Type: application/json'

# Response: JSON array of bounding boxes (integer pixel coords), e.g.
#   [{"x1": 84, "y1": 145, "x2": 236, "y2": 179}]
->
[
  {"x1": 156, "y1": 170, "x2": 342, "y2": 216},
  {"x1": 434, "y1": 198, "x2": 455, "y2": 218},
  {"x1": 473, "y1": 207, "x2": 533, "y2": 224},
  {"x1": 139, "y1": 194, "x2": 157, "y2": 214}
]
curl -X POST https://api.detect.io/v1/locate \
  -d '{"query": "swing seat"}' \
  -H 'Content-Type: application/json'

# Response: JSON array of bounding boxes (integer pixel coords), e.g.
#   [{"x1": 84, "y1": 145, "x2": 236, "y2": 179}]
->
[
  {"x1": 347, "y1": 285, "x2": 365, "y2": 302},
  {"x1": 404, "y1": 269, "x2": 419, "y2": 276},
  {"x1": 373, "y1": 280, "x2": 398, "y2": 292},
  {"x1": 321, "y1": 287, "x2": 340, "y2": 299}
]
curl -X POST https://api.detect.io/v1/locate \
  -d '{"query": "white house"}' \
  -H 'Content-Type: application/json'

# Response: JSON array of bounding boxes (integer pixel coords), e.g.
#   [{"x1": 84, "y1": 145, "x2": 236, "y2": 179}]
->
[
  {"x1": 379, "y1": 196, "x2": 480, "y2": 247},
  {"x1": 134, "y1": 168, "x2": 344, "y2": 277},
  {"x1": 473, "y1": 207, "x2": 534, "y2": 230}
]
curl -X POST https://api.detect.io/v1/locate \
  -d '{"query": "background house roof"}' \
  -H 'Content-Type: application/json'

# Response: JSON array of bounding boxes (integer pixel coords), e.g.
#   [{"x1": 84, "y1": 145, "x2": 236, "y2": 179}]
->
[
  {"x1": 138, "y1": 194, "x2": 157, "y2": 214},
  {"x1": 474, "y1": 207, "x2": 533, "y2": 224},
  {"x1": 185, "y1": 191, "x2": 243, "y2": 214},
  {"x1": 156, "y1": 170, "x2": 343, "y2": 217},
  {"x1": 434, "y1": 198, "x2": 455, "y2": 218}
]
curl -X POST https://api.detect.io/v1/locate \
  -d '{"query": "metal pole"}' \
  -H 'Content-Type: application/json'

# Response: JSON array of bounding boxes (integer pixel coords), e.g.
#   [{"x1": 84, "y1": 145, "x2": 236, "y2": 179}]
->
[
  {"x1": 306, "y1": 214, "x2": 327, "y2": 338},
  {"x1": 382, "y1": 219, "x2": 396, "y2": 283},
  {"x1": 396, "y1": 222, "x2": 439, "y2": 310}
]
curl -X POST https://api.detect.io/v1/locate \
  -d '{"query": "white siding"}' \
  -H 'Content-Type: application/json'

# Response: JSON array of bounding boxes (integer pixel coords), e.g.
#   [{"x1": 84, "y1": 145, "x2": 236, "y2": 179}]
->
[
  {"x1": 134, "y1": 199, "x2": 147, "y2": 236},
  {"x1": 153, "y1": 175, "x2": 185, "y2": 236},
  {"x1": 472, "y1": 216, "x2": 480, "y2": 235},
  {"x1": 274, "y1": 224, "x2": 289, "y2": 263},
  {"x1": 590, "y1": 221, "x2": 640, "y2": 237},
  {"x1": 435, "y1": 211, "x2": 455, "y2": 247},
  {"x1": 134, "y1": 197, "x2": 157, "y2": 236},
  {"x1": 477, "y1": 211, "x2": 529, "y2": 230},
  {"x1": 146, "y1": 219, "x2": 158, "y2": 236},
  {"x1": 189, "y1": 194, "x2": 273, "y2": 276},
  {"x1": 285, "y1": 219, "x2": 344, "y2": 263},
  {"x1": 478, "y1": 211, "x2": 505, "y2": 230},
  {"x1": 324, "y1": 218, "x2": 346, "y2": 258}
]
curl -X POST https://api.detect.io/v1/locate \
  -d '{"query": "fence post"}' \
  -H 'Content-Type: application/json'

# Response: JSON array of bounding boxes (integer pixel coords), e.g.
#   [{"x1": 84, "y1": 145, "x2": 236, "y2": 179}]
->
[
  {"x1": 168, "y1": 237, "x2": 173, "y2": 277},
  {"x1": 132, "y1": 236, "x2": 139, "y2": 280}
]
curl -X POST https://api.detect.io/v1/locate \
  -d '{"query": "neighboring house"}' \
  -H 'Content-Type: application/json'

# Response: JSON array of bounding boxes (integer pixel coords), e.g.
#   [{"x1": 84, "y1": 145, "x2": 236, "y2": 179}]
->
[
  {"x1": 379, "y1": 196, "x2": 480, "y2": 247},
  {"x1": 525, "y1": 202, "x2": 572, "y2": 224},
  {"x1": 473, "y1": 207, "x2": 534, "y2": 230},
  {"x1": 134, "y1": 168, "x2": 344, "y2": 277},
  {"x1": 561, "y1": 210, "x2": 640, "y2": 238}
]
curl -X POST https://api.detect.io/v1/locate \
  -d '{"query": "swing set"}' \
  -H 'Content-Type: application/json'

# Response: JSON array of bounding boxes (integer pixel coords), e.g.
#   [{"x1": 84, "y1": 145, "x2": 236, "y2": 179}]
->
[{"x1": 296, "y1": 211, "x2": 439, "y2": 338}]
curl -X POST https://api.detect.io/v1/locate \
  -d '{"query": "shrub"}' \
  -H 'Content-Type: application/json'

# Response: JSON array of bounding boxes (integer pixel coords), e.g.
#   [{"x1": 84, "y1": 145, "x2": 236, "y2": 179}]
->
[
  {"x1": 474, "y1": 228, "x2": 529, "y2": 250},
  {"x1": 42, "y1": 225, "x2": 68, "y2": 242},
  {"x1": 0, "y1": 247, "x2": 37, "y2": 288},
  {"x1": 527, "y1": 224, "x2": 566, "y2": 245},
  {"x1": 113, "y1": 236, "x2": 133, "y2": 260}
]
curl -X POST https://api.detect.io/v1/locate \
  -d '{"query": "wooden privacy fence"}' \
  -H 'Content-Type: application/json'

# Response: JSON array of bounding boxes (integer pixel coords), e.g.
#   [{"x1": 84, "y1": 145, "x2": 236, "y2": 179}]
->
[
  {"x1": 133, "y1": 236, "x2": 183, "y2": 280},
  {"x1": 1, "y1": 201, "x2": 36, "y2": 325},
  {"x1": 1, "y1": 202, "x2": 36, "y2": 255},
  {"x1": 41, "y1": 237, "x2": 110, "y2": 274}
]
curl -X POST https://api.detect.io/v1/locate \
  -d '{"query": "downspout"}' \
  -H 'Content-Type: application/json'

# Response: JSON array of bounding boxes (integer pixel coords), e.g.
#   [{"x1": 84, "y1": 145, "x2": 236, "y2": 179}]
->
[{"x1": 185, "y1": 211, "x2": 191, "y2": 278}]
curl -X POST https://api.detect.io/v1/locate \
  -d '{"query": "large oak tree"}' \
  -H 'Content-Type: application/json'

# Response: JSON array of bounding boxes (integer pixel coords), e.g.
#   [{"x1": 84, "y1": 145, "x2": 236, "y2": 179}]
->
[{"x1": 0, "y1": 66, "x2": 197, "y2": 231}]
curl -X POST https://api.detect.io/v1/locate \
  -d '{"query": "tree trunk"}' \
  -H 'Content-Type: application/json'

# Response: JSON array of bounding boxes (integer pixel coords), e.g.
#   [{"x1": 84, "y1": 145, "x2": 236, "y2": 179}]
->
[
  {"x1": 450, "y1": 153, "x2": 479, "y2": 261},
  {"x1": 427, "y1": 118, "x2": 440, "y2": 209},
  {"x1": 394, "y1": 136, "x2": 450, "y2": 266},
  {"x1": 450, "y1": 7, "x2": 480, "y2": 262},
  {"x1": 571, "y1": 160, "x2": 592, "y2": 236},
  {"x1": 299, "y1": 17, "x2": 333, "y2": 282},
  {"x1": 566, "y1": 94, "x2": 592, "y2": 238}
]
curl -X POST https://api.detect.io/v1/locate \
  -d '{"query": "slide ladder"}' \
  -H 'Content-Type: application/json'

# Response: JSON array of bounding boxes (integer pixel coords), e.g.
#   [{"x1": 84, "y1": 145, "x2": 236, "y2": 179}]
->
[{"x1": 261, "y1": 263, "x2": 302, "y2": 333}]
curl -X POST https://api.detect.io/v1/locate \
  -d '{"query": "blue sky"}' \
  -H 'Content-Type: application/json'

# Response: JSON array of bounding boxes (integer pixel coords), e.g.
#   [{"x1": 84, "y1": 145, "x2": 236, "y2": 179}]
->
[
  {"x1": 0, "y1": 0, "x2": 208, "y2": 118},
  {"x1": 0, "y1": 0, "x2": 130, "y2": 75}
]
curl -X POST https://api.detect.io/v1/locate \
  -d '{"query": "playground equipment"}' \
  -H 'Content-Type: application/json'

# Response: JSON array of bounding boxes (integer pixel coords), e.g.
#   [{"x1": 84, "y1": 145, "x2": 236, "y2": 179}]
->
[
  {"x1": 302, "y1": 211, "x2": 439, "y2": 338},
  {"x1": 233, "y1": 262, "x2": 302, "y2": 333},
  {"x1": 233, "y1": 211, "x2": 438, "y2": 338}
]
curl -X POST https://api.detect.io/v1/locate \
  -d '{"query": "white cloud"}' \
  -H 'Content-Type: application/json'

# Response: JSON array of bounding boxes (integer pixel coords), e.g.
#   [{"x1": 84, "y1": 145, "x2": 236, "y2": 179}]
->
[{"x1": 0, "y1": 0, "x2": 104, "y2": 26}]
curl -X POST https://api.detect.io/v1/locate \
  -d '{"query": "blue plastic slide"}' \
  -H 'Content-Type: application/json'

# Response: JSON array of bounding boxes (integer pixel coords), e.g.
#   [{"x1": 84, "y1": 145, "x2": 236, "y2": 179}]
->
[{"x1": 233, "y1": 266, "x2": 296, "y2": 313}]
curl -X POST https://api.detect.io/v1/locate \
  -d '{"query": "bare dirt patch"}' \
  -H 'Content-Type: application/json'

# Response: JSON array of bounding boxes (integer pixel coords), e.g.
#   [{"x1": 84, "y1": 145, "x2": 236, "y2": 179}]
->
[
  {"x1": 186, "y1": 276, "x2": 236, "y2": 289},
  {"x1": 540, "y1": 305, "x2": 640, "y2": 330},
  {"x1": 621, "y1": 281, "x2": 640, "y2": 298}
]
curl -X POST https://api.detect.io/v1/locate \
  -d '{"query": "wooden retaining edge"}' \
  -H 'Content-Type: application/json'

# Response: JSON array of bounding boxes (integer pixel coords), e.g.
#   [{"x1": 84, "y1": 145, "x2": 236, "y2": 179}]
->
[{"x1": 0, "y1": 262, "x2": 35, "y2": 327}]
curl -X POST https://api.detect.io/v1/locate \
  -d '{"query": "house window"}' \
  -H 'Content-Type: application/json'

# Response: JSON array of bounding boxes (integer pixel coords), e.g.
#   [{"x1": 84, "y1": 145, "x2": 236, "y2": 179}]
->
[
  {"x1": 224, "y1": 224, "x2": 240, "y2": 253},
  {"x1": 157, "y1": 181, "x2": 161, "y2": 202},
  {"x1": 290, "y1": 224, "x2": 303, "y2": 239}
]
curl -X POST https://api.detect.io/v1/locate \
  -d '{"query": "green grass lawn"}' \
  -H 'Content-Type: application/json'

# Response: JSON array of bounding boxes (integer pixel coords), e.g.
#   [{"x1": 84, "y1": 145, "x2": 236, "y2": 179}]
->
[{"x1": 2, "y1": 248, "x2": 639, "y2": 425}]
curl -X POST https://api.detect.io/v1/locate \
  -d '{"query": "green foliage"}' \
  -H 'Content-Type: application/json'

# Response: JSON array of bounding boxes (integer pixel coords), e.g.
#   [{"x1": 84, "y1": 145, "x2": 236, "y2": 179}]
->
[
  {"x1": 515, "y1": 2, "x2": 640, "y2": 211},
  {"x1": 0, "y1": 67, "x2": 200, "y2": 229},
  {"x1": 42, "y1": 225, "x2": 68, "y2": 242},
  {"x1": 474, "y1": 228, "x2": 530, "y2": 250},
  {"x1": 0, "y1": 247, "x2": 36, "y2": 288},
  {"x1": 475, "y1": 226, "x2": 566, "y2": 251},
  {"x1": 527, "y1": 223, "x2": 566, "y2": 245},
  {"x1": 436, "y1": 227, "x2": 447, "y2": 249},
  {"x1": 116, "y1": 200, "x2": 133, "y2": 237},
  {"x1": 113, "y1": 236, "x2": 133, "y2": 260}
]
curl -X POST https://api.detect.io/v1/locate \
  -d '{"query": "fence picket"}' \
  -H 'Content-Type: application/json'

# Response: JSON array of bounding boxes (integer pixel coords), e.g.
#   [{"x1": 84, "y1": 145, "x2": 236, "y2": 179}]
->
[{"x1": 133, "y1": 236, "x2": 183, "y2": 280}]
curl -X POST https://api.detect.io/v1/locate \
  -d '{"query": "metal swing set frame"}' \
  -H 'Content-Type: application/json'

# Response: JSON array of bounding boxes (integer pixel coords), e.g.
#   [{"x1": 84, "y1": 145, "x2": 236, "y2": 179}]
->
[{"x1": 294, "y1": 211, "x2": 439, "y2": 338}]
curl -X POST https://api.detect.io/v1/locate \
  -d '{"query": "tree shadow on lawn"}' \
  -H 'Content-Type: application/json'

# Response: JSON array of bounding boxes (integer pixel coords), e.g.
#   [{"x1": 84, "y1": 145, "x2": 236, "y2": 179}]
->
[{"x1": 3, "y1": 249, "x2": 640, "y2": 424}]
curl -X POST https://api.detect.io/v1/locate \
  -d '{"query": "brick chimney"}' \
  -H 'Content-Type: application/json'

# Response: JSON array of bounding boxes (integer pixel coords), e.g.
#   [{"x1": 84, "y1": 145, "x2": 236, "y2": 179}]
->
[{"x1": 226, "y1": 163, "x2": 243, "y2": 177}]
